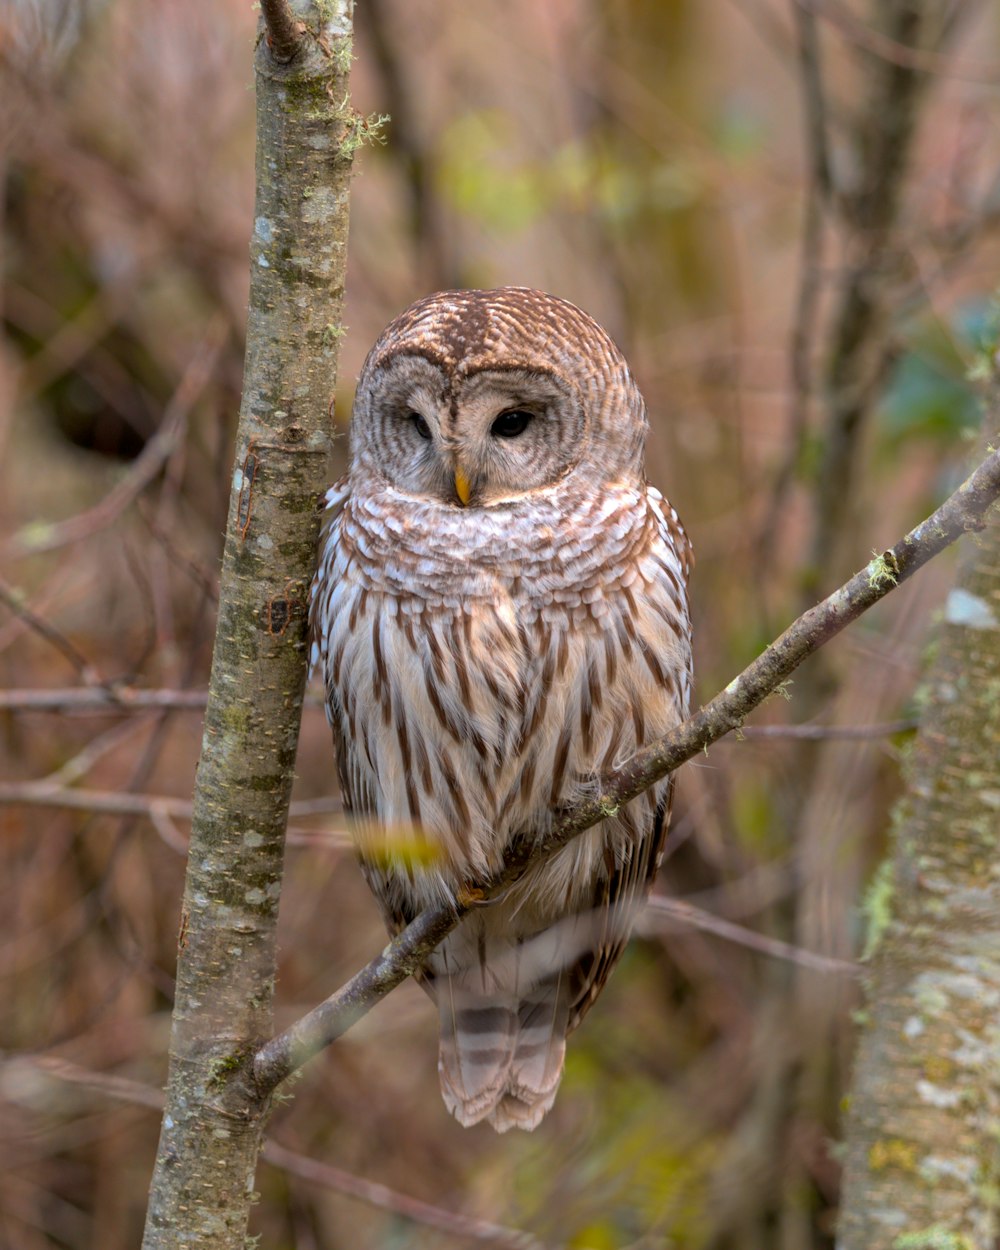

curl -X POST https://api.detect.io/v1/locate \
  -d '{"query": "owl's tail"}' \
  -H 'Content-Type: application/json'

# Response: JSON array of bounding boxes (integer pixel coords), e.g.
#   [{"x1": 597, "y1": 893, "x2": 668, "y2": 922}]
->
[{"x1": 437, "y1": 984, "x2": 570, "y2": 1132}]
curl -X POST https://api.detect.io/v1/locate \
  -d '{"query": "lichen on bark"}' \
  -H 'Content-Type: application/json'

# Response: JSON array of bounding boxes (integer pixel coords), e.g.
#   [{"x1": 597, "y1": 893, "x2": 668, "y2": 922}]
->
[
  {"x1": 140, "y1": 4, "x2": 355, "y2": 1247},
  {"x1": 839, "y1": 373, "x2": 1000, "y2": 1249}
]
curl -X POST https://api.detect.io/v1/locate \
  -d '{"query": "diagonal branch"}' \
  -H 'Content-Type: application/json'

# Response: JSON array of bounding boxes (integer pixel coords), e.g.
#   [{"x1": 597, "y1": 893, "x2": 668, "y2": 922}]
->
[
  {"x1": 794, "y1": 0, "x2": 998, "y2": 82},
  {"x1": 16, "y1": 1057, "x2": 553, "y2": 1250},
  {"x1": 253, "y1": 444, "x2": 1000, "y2": 1094},
  {"x1": 1, "y1": 328, "x2": 225, "y2": 563},
  {"x1": 642, "y1": 895, "x2": 859, "y2": 976}
]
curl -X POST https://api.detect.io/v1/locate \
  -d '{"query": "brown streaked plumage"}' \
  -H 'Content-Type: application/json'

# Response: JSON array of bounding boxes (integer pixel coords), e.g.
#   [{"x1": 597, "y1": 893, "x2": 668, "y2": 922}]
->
[{"x1": 311, "y1": 287, "x2": 692, "y2": 1132}]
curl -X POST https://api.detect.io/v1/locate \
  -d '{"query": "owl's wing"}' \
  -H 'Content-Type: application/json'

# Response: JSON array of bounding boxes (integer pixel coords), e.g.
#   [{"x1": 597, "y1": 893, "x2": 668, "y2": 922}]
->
[
  {"x1": 566, "y1": 486, "x2": 692, "y2": 1032},
  {"x1": 310, "y1": 477, "x2": 397, "y2": 923},
  {"x1": 309, "y1": 476, "x2": 351, "y2": 683},
  {"x1": 566, "y1": 782, "x2": 672, "y2": 1032}
]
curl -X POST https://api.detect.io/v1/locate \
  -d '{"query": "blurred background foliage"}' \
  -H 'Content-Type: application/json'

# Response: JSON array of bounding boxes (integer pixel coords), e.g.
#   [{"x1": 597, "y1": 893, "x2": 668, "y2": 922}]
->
[{"x1": 1, "y1": 0, "x2": 999, "y2": 1247}]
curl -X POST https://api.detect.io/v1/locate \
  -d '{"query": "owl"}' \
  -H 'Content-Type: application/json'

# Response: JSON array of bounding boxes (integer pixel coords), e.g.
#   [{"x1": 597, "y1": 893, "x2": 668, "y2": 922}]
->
[{"x1": 311, "y1": 288, "x2": 692, "y2": 1132}]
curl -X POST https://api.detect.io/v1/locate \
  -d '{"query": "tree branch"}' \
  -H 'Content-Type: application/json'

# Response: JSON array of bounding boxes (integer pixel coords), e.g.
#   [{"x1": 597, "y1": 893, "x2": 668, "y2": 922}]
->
[
  {"x1": 794, "y1": 0, "x2": 998, "y2": 82},
  {"x1": 253, "y1": 444, "x2": 1000, "y2": 1094},
  {"x1": 16, "y1": 1057, "x2": 552, "y2": 1250},
  {"x1": 0, "y1": 782, "x2": 341, "y2": 823},
  {"x1": 0, "y1": 686, "x2": 210, "y2": 711},
  {"x1": 0, "y1": 329, "x2": 224, "y2": 563},
  {"x1": 642, "y1": 896, "x2": 859, "y2": 976}
]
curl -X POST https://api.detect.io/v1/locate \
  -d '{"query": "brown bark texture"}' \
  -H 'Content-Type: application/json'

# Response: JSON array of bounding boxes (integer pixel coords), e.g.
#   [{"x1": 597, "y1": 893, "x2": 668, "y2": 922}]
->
[
  {"x1": 839, "y1": 374, "x2": 1000, "y2": 1249},
  {"x1": 140, "y1": 3, "x2": 355, "y2": 1246}
]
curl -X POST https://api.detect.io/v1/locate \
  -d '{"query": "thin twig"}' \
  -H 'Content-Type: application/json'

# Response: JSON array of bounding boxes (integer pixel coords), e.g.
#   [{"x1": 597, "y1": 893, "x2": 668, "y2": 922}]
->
[
  {"x1": 795, "y1": 0, "x2": 997, "y2": 82},
  {"x1": 262, "y1": 1142, "x2": 556, "y2": 1250},
  {"x1": 0, "y1": 687, "x2": 209, "y2": 711},
  {"x1": 0, "y1": 698, "x2": 910, "y2": 739},
  {"x1": 252, "y1": 445, "x2": 1000, "y2": 1093},
  {"x1": 136, "y1": 500, "x2": 220, "y2": 604},
  {"x1": 0, "y1": 686, "x2": 330, "y2": 712},
  {"x1": 0, "y1": 783, "x2": 344, "y2": 827},
  {"x1": 40, "y1": 718, "x2": 148, "y2": 787},
  {"x1": 148, "y1": 804, "x2": 190, "y2": 855},
  {"x1": 0, "y1": 578, "x2": 100, "y2": 681},
  {"x1": 642, "y1": 896, "x2": 858, "y2": 976},
  {"x1": 12, "y1": 1057, "x2": 550, "y2": 1249},
  {"x1": 1, "y1": 326, "x2": 225, "y2": 562},
  {"x1": 737, "y1": 718, "x2": 916, "y2": 740},
  {"x1": 756, "y1": 3, "x2": 830, "y2": 574},
  {"x1": 17, "y1": 1056, "x2": 167, "y2": 1111}
]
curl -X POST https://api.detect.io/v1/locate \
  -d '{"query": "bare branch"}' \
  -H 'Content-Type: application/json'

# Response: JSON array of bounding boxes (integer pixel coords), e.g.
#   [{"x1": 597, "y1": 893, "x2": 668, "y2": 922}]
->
[
  {"x1": 13, "y1": 1057, "x2": 550, "y2": 1250},
  {"x1": 642, "y1": 896, "x2": 859, "y2": 976},
  {"x1": 39, "y1": 718, "x2": 145, "y2": 787},
  {"x1": 262, "y1": 1142, "x2": 557, "y2": 1250},
  {"x1": 0, "y1": 578, "x2": 99, "y2": 680},
  {"x1": 794, "y1": 0, "x2": 998, "y2": 82},
  {"x1": 1, "y1": 327, "x2": 225, "y2": 563},
  {"x1": 0, "y1": 686, "x2": 331, "y2": 712},
  {"x1": 0, "y1": 686, "x2": 209, "y2": 712},
  {"x1": 253, "y1": 445, "x2": 1000, "y2": 1093},
  {"x1": 737, "y1": 717, "x2": 915, "y2": 740},
  {"x1": 0, "y1": 783, "x2": 343, "y2": 826}
]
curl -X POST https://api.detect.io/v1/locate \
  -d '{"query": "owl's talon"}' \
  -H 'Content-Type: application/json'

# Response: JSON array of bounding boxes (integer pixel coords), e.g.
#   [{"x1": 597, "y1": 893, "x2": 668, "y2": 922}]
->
[{"x1": 456, "y1": 886, "x2": 486, "y2": 908}]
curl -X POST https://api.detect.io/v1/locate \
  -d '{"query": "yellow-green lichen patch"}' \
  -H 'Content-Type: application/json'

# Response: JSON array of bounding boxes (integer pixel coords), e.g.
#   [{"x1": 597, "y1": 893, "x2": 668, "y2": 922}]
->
[
  {"x1": 869, "y1": 1138, "x2": 919, "y2": 1174},
  {"x1": 862, "y1": 859, "x2": 896, "y2": 960},
  {"x1": 892, "y1": 1226, "x2": 973, "y2": 1250}
]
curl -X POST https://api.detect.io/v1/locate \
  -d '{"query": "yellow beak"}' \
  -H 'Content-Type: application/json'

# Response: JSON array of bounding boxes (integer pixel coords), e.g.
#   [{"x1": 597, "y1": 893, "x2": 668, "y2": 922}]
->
[{"x1": 454, "y1": 467, "x2": 472, "y2": 506}]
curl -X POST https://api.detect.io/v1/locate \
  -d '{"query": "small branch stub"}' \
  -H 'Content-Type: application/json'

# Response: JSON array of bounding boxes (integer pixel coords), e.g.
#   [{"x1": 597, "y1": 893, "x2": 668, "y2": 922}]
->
[{"x1": 260, "y1": 0, "x2": 304, "y2": 64}]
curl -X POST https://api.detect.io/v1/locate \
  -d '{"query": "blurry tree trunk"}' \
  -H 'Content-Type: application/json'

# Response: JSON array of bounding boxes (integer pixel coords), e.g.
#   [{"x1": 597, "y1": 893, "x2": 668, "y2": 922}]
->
[
  {"x1": 140, "y1": 3, "x2": 355, "y2": 1247},
  {"x1": 838, "y1": 373, "x2": 1000, "y2": 1248},
  {"x1": 807, "y1": 0, "x2": 955, "y2": 597},
  {"x1": 711, "y1": 6, "x2": 959, "y2": 1245}
]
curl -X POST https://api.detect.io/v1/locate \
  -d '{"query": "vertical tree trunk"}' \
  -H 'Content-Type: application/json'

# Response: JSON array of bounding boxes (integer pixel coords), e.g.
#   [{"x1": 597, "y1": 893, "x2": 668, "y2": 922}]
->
[
  {"x1": 838, "y1": 372, "x2": 1000, "y2": 1248},
  {"x1": 141, "y1": 4, "x2": 355, "y2": 1246},
  {"x1": 807, "y1": 0, "x2": 950, "y2": 596}
]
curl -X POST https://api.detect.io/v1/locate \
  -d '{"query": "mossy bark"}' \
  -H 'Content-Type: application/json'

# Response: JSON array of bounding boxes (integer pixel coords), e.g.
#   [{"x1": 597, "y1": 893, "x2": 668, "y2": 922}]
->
[
  {"x1": 839, "y1": 382, "x2": 1000, "y2": 1249},
  {"x1": 140, "y1": 4, "x2": 354, "y2": 1247}
]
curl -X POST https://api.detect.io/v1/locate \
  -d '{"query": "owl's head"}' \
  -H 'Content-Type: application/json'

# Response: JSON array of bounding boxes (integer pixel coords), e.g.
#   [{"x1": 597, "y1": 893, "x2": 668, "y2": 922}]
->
[{"x1": 348, "y1": 288, "x2": 649, "y2": 508}]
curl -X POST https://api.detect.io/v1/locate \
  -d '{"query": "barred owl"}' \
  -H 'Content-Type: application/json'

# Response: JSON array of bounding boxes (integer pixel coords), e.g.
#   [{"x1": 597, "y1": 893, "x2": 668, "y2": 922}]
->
[{"x1": 311, "y1": 288, "x2": 692, "y2": 1132}]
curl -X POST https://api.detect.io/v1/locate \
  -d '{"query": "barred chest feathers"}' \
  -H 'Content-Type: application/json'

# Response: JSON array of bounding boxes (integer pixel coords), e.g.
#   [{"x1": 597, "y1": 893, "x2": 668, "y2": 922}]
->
[{"x1": 312, "y1": 476, "x2": 690, "y2": 912}]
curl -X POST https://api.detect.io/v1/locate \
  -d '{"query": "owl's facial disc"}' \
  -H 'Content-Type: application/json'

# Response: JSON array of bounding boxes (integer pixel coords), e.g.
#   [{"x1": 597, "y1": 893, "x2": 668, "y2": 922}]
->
[{"x1": 358, "y1": 356, "x2": 587, "y2": 508}]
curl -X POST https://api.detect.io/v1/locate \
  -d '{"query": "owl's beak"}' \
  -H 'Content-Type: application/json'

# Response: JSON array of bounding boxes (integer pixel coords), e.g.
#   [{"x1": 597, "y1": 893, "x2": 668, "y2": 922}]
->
[{"x1": 454, "y1": 467, "x2": 472, "y2": 506}]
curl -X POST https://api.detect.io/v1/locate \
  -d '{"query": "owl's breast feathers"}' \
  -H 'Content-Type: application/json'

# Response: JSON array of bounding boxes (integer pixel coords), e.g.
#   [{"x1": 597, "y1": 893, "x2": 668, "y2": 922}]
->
[
  {"x1": 310, "y1": 476, "x2": 692, "y2": 906},
  {"x1": 311, "y1": 472, "x2": 692, "y2": 1130}
]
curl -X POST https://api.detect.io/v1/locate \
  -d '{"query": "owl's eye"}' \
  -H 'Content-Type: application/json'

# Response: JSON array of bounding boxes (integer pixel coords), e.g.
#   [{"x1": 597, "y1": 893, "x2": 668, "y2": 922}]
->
[
  {"x1": 409, "y1": 412, "x2": 432, "y2": 440},
  {"x1": 491, "y1": 410, "x2": 533, "y2": 439}
]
